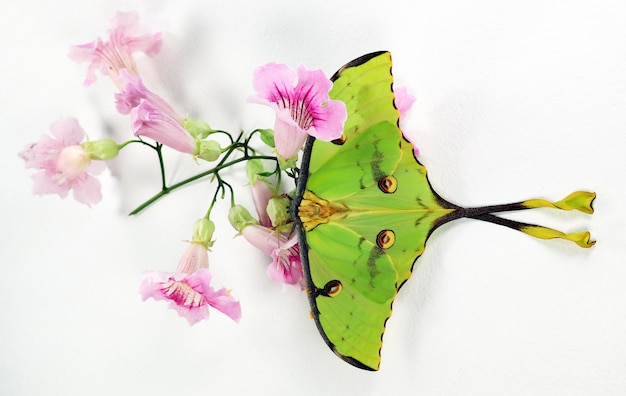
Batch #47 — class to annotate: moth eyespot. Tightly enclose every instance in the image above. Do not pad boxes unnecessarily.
[378,175,398,193]
[376,229,396,249]
[331,134,347,145]
[323,280,343,297]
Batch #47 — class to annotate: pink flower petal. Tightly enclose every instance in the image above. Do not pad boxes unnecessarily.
[50,117,85,144]
[250,62,347,158]
[251,180,273,228]
[69,11,162,87]
[241,225,276,256]
[267,235,302,286]
[394,85,416,122]
[251,63,297,104]
[273,112,308,158]
[187,271,241,322]
[176,243,209,274]
[140,269,241,325]
[111,11,162,56]
[394,86,419,156]
[140,271,211,325]
[31,171,69,198]
[70,174,103,206]
[115,70,181,121]
[242,225,303,286]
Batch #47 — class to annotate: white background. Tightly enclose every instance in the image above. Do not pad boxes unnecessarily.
[2,0,625,395]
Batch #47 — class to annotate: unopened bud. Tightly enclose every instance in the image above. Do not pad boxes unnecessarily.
[197,140,222,162]
[228,205,257,233]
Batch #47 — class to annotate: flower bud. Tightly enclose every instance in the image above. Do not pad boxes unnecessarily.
[228,205,257,233]
[246,158,264,184]
[267,197,290,228]
[82,138,120,160]
[197,140,222,162]
[184,119,214,139]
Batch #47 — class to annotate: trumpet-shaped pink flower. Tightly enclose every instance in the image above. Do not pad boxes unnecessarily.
[19,118,105,206]
[268,234,302,285]
[140,242,241,325]
[242,225,303,286]
[116,71,197,154]
[250,63,347,158]
[69,11,162,87]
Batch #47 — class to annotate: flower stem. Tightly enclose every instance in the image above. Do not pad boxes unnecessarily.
[118,139,155,150]
[155,143,167,190]
[128,154,278,215]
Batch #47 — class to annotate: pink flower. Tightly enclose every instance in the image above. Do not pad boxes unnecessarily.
[140,243,241,325]
[394,85,419,156]
[395,86,416,122]
[250,63,347,158]
[268,234,302,285]
[19,118,106,206]
[242,225,303,286]
[69,11,162,88]
[116,71,197,154]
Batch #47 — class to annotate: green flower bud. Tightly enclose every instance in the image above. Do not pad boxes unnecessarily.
[81,138,120,160]
[228,204,257,233]
[184,119,214,139]
[192,218,215,248]
[246,158,264,184]
[197,140,222,162]
[267,196,290,228]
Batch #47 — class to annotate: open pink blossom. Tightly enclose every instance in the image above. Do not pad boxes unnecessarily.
[19,118,105,206]
[116,70,197,154]
[140,242,241,325]
[250,63,347,158]
[69,11,162,88]
[268,234,302,285]
[242,225,303,286]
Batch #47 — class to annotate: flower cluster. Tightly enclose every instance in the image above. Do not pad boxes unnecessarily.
[19,11,415,325]
[229,160,304,287]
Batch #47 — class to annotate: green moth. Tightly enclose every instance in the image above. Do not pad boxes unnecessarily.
[292,51,595,371]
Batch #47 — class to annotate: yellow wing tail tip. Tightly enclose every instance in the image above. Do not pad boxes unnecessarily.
[520,226,596,248]
[522,191,596,214]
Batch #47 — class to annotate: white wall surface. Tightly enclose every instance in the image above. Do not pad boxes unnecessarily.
[1,1,625,395]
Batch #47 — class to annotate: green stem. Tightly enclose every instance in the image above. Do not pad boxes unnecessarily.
[117,139,156,151]
[128,154,278,215]
[155,143,167,190]
[208,129,235,145]
[206,174,225,216]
